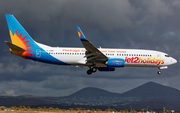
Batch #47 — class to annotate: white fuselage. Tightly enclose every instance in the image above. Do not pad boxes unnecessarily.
[39,42,176,68]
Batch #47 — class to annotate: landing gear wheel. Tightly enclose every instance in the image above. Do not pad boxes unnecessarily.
[92,67,97,73]
[87,69,93,75]
[157,71,162,75]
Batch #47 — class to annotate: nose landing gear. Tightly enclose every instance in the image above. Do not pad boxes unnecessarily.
[157,71,162,75]
[157,68,162,75]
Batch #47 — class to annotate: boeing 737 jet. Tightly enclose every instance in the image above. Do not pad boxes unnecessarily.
[5,15,177,75]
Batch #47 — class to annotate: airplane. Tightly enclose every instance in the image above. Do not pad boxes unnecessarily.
[5,14,177,75]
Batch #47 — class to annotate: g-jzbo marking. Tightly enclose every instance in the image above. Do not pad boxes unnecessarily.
[36,49,41,58]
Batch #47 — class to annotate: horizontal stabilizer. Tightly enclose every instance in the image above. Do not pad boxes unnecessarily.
[5,41,25,51]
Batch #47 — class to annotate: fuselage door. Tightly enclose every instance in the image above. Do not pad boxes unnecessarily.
[157,53,161,60]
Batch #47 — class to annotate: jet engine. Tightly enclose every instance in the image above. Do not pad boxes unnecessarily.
[106,58,125,67]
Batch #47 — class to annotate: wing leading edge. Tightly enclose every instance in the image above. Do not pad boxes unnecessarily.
[76,26,108,67]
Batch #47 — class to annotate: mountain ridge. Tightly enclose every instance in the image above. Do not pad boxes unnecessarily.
[121,81,180,98]
[1,81,180,111]
[68,87,121,97]
[18,81,180,98]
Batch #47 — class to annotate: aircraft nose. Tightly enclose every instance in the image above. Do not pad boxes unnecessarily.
[171,58,177,64]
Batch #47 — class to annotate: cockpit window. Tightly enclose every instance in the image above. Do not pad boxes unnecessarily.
[165,55,169,57]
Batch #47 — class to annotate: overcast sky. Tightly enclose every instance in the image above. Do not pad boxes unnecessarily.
[0,0,180,96]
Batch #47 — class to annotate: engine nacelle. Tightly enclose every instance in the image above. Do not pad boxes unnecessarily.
[106,58,125,67]
[98,67,115,71]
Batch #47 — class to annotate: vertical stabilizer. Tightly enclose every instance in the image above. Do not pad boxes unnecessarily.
[5,15,37,48]
[5,15,39,57]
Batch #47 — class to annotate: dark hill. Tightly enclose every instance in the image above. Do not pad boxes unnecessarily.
[18,94,41,98]
[68,87,120,98]
[121,81,180,98]
[2,81,180,111]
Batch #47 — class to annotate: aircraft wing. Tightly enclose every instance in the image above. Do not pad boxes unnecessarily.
[76,26,108,66]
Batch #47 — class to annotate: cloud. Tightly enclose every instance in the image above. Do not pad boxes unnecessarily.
[42,75,78,90]
[0,0,180,96]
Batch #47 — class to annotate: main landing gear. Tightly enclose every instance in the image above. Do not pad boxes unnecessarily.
[87,67,97,75]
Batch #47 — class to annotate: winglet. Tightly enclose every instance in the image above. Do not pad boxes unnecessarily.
[76,26,88,41]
